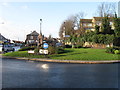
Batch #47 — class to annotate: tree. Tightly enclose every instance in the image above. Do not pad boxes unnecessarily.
[59,17,75,39]
[113,13,120,37]
[96,2,116,17]
[59,12,86,39]
[95,25,100,34]
[74,11,86,30]
[101,15,111,34]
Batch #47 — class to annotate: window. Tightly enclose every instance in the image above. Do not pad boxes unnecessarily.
[88,23,92,26]
[30,36,33,39]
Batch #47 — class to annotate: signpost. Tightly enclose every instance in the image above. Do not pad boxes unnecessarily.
[43,43,49,49]
[39,43,49,55]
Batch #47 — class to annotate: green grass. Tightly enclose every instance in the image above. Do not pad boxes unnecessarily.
[3,48,120,61]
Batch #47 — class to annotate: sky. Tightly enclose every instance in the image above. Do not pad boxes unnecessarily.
[0,0,119,41]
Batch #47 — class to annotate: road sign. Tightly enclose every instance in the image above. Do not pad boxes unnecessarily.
[43,43,49,49]
[39,49,48,54]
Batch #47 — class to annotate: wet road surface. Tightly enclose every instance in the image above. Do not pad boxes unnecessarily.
[1,58,120,88]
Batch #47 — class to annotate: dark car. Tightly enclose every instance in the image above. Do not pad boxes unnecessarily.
[2,44,15,53]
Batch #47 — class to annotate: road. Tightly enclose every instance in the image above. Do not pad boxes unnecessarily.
[1,57,120,88]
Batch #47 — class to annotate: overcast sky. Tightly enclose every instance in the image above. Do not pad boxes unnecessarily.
[0,0,119,41]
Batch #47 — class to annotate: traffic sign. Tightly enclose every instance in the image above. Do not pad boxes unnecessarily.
[43,43,49,49]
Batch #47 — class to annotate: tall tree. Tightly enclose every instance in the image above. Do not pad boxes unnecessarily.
[114,13,120,37]
[96,2,116,17]
[95,25,100,34]
[59,12,86,39]
[59,16,75,39]
[74,11,86,30]
[101,15,111,34]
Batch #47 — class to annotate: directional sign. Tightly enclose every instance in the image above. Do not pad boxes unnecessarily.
[43,43,49,49]
[39,49,48,54]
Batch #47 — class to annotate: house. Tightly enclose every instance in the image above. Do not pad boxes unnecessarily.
[0,33,9,43]
[25,31,39,46]
[80,17,114,32]
[80,19,94,32]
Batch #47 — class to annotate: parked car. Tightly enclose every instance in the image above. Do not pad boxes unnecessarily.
[2,44,15,52]
[0,44,2,53]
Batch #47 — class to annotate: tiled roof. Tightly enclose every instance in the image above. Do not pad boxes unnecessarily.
[80,19,92,23]
[27,31,39,36]
[0,33,7,41]
[93,17,114,21]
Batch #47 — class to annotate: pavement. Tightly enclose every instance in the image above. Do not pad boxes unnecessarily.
[1,55,120,64]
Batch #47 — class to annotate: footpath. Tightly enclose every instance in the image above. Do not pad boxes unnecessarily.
[1,55,120,64]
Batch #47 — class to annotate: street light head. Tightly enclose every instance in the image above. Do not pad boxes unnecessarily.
[40,19,42,21]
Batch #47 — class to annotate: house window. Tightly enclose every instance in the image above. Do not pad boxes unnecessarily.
[88,23,92,26]
[30,36,33,39]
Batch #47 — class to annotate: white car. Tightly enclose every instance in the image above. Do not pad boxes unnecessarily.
[0,44,2,52]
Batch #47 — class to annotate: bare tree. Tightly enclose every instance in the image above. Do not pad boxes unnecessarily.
[74,11,86,30]
[59,12,86,38]
[97,2,116,17]
[59,18,74,38]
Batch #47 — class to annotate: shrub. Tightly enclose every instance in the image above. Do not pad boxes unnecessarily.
[114,50,120,54]
[57,47,64,54]
[34,48,39,55]
[48,46,58,55]
[34,46,44,55]
[19,46,36,51]
[106,47,115,53]
[64,45,72,48]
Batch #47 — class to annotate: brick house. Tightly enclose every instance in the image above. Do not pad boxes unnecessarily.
[25,31,39,46]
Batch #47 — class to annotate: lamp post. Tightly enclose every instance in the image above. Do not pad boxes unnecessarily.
[63,22,66,45]
[37,19,42,48]
[40,19,42,34]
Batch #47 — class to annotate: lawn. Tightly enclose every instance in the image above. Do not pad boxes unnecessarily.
[3,48,120,61]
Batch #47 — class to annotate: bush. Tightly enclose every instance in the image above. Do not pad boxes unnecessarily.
[57,47,64,54]
[106,47,115,53]
[64,45,72,48]
[19,46,36,51]
[106,47,120,54]
[113,37,120,47]
[48,46,58,55]
[34,48,39,55]
[114,50,120,54]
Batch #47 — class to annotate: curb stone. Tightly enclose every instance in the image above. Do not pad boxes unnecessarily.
[1,56,120,64]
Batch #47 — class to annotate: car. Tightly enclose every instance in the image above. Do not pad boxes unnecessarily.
[2,44,15,53]
[0,44,2,53]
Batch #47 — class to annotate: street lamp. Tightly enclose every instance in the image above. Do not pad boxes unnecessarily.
[62,22,66,37]
[37,19,42,48]
[40,19,42,34]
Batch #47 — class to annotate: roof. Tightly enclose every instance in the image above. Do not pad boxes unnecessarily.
[80,19,92,23]
[93,17,114,21]
[0,33,8,41]
[27,31,39,36]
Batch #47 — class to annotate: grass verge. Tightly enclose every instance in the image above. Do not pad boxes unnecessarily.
[3,48,120,61]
